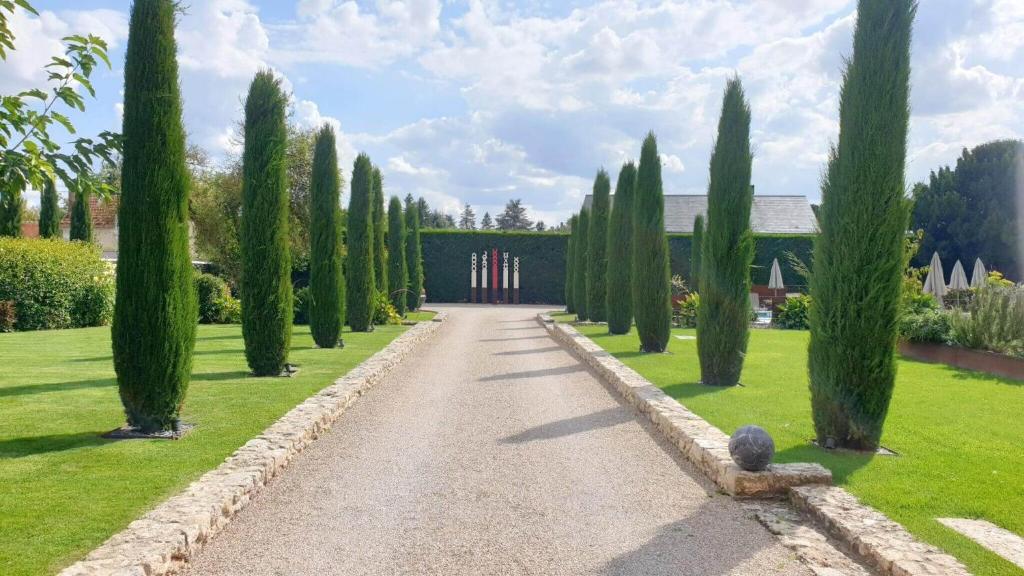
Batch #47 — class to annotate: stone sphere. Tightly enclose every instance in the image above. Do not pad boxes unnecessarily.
[729,425,775,472]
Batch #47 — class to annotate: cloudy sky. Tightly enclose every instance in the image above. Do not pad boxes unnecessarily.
[4,0,1022,226]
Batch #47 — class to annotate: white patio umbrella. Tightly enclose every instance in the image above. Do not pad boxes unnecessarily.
[922,252,947,300]
[768,258,785,289]
[948,260,970,290]
[970,258,987,288]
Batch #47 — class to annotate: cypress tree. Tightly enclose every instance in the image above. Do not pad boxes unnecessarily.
[240,70,292,376]
[309,125,344,349]
[387,196,408,315]
[607,162,636,334]
[371,167,387,295]
[347,154,375,331]
[70,191,92,242]
[587,170,611,322]
[112,0,197,432]
[690,214,704,288]
[565,214,577,314]
[38,178,61,239]
[573,208,590,321]
[809,0,916,450]
[0,186,21,237]
[405,200,424,311]
[632,132,671,352]
[697,78,754,387]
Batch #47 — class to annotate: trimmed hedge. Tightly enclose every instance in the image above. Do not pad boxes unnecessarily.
[668,234,813,291]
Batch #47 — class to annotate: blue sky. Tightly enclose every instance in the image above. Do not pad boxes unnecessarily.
[4,0,1022,226]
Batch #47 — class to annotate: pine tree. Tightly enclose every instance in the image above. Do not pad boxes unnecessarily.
[240,70,292,376]
[607,162,637,334]
[587,170,611,322]
[112,0,198,432]
[405,200,424,311]
[347,154,375,331]
[632,132,671,352]
[697,78,754,387]
[388,196,408,315]
[574,208,590,321]
[809,0,916,450]
[371,167,387,295]
[309,125,344,349]
[69,191,92,242]
[481,212,494,230]
[38,177,61,239]
[690,214,704,288]
[459,203,477,230]
[565,214,577,314]
[496,199,533,230]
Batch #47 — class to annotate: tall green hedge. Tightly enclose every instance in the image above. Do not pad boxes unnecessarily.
[309,125,344,349]
[607,162,636,334]
[574,208,590,320]
[39,178,60,239]
[371,167,387,295]
[387,196,408,315]
[0,185,21,237]
[690,214,704,289]
[565,214,577,313]
[632,132,671,352]
[70,191,92,242]
[112,0,198,432]
[347,154,375,330]
[405,200,423,311]
[587,170,611,322]
[809,0,915,450]
[668,234,813,291]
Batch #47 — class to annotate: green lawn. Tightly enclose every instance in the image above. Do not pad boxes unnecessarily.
[0,323,408,576]
[566,321,1023,576]
[404,310,437,323]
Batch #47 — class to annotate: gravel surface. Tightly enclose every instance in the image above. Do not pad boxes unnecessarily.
[184,305,810,576]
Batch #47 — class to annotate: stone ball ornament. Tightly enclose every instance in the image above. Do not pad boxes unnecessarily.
[729,425,775,472]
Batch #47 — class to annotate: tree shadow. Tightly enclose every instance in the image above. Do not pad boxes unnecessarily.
[660,382,733,401]
[0,378,115,398]
[492,346,562,356]
[0,432,112,459]
[190,370,250,382]
[500,408,632,444]
[195,334,242,341]
[479,365,584,382]
[479,335,550,342]
[497,327,538,331]
[773,444,874,485]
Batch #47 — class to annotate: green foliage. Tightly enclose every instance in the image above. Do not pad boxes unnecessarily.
[347,154,375,330]
[565,214,577,314]
[808,0,916,450]
[195,273,229,323]
[667,234,814,289]
[496,198,534,230]
[69,192,92,242]
[950,286,1024,358]
[574,208,590,320]
[38,178,60,238]
[632,132,671,352]
[676,292,700,329]
[112,0,197,432]
[405,198,424,311]
[0,299,14,331]
[309,126,344,348]
[775,295,812,330]
[607,162,636,334]
[0,183,20,236]
[240,70,292,376]
[698,78,754,386]
[292,286,311,325]
[587,170,611,322]
[899,309,951,344]
[371,167,387,294]
[372,289,402,325]
[387,196,408,316]
[690,214,704,287]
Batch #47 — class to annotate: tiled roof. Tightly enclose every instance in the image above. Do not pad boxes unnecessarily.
[61,195,118,228]
[582,194,819,235]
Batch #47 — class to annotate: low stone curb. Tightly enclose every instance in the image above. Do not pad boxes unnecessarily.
[539,313,831,498]
[60,313,448,576]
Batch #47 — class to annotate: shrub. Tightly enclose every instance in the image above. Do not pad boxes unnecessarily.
[587,170,611,322]
[0,300,16,332]
[808,0,915,450]
[73,279,115,327]
[950,286,1024,357]
[943,288,973,310]
[632,132,671,352]
[240,70,293,376]
[347,154,375,330]
[70,191,92,242]
[293,286,311,325]
[899,309,952,344]
[39,178,61,239]
[676,293,700,329]
[690,214,704,287]
[309,125,344,348]
[775,295,811,330]
[112,0,199,433]
[387,196,408,316]
[405,198,424,311]
[574,208,590,321]
[565,214,577,313]
[372,290,401,325]
[196,273,230,323]
[607,162,636,334]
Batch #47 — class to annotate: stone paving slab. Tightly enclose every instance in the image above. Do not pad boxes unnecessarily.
[938,518,1024,570]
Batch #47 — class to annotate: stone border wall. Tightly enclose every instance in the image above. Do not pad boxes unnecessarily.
[60,314,448,576]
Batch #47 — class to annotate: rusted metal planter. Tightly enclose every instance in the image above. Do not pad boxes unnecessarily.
[898,341,1024,381]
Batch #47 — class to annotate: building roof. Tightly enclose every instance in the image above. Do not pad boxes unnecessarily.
[61,195,118,228]
[581,194,819,235]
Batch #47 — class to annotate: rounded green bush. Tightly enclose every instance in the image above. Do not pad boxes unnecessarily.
[195,273,231,324]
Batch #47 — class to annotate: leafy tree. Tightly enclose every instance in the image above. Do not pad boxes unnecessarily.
[371,167,387,294]
[535,221,546,232]
[405,198,424,311]
[690,214,704,287]
[496,198,534,230]
[587,170,611,322]
[38,177,61,238]
[480,212,494,230]
[387,196,409,315]
[809,0,916,450]
[697,78,754,387]
[459,203,477,230]
[69,191,92,242]
[112,0,197,432]
[347,154,375,331]
[607,162,637,334]
[911,140,1022,280]
[309,125,344,349]
[565,213,578,314]
[632,132,671,352]
[574,208,590,321]
[284,125,317,271]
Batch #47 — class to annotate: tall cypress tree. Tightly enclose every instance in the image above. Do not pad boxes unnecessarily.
[38,178,61,239]
[632,132,671,352]
[112,0,197,432]
[405,200,424,311]
[565,214,577,314]
[347,154,375,331]
[371,167,388,295]
[587,170,611,322]
[0,186,21,237]
[573,208,590,321]
[387,196,408,315]
[607,162,637,334]
[697,78,754,387]
[240,70,292,376]
[309,125,344,349]
[809,0,916,450]
[690,214,704,288]
[69,191,92,242]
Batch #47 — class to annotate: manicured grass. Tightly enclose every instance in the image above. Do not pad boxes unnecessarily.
[571,323,1024,576]
[0,323,408,576]
[404,310,437,323]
